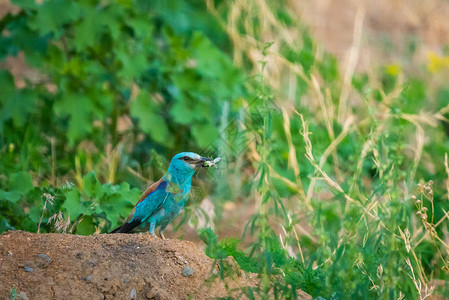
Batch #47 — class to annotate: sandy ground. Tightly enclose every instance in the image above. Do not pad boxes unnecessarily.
[0,231,280,300]
[291,0,449,71]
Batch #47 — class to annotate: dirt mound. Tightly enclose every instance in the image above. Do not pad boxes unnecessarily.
[0,231,264,300]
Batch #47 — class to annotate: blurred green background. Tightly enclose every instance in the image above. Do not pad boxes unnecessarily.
[2,0,449,298]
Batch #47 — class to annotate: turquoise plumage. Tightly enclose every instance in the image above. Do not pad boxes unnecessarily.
[111,152,212,238]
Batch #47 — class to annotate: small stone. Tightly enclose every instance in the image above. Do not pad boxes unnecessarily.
[85,275,92,281]
[182,266,194,277]
[18,292,29,300]
[23,266,33,272]
[146,290,160,299]
[130,288,137,299]
[88,260,96,267]
[37,254,51,260]
[124,278,130,283]
[36,254,52,268]
[105,239,115,246]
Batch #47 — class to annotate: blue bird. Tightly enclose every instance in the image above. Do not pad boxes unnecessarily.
[111,152,214,239]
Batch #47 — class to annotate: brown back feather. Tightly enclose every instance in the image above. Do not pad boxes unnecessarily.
[137,178,165,205]
[124,178,165,223]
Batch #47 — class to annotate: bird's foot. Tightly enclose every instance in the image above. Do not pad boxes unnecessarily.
[145,232,156,238]
[160,232,166,240]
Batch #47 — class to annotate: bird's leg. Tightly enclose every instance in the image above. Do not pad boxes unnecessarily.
[159,225,169,240]
[148,222,156,238]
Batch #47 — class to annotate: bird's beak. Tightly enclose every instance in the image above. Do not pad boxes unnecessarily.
[193,157,211,168]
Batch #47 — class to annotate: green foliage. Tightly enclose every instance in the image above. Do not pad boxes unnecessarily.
[0,70,37,131]
[130,90,172,146]
[60,172,140,234]
[1,0,244,163]
[201,227,259,273]
[0,170,139,234]
[1,171,33,203]
[0,0,244,231]
[10,286,17,300]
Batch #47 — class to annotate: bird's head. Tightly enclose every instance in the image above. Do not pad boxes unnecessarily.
[167,152,211,175]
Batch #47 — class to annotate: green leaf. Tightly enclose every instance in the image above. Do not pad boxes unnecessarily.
[116,49,148,80]
[10,171,34,195]
[29,206,43,224]
[75,215,95,235]
[318,53,338,83]
[82,172,104,199]
[0,70,18,101]
[119,182,140,197]
[53,92,108,145]
[130,91,173,146]
[100,193,128,229]
[11,0,36,9]
[61,190,86,218]
[127,18,153,39]
[1,89,37,128]
[10,286,17,300]
[298,31,314,74]
[29,0,81,37]
[73,3,120,51]
[0,71,37,131]
[3,171,34,203]
[0,191,10,201]
[170,96,196,124]
[73,7,104,50]
[98,182,139,230]
[188,32,243,97]
[192,123,218,148]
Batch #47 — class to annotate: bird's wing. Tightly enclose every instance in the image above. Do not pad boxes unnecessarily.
[136,178,166,207]
[110,178,168,233]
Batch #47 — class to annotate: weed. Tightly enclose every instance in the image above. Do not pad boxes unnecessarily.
[9,287,16,300]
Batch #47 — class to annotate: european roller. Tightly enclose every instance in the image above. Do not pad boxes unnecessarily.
[111,152,219,239]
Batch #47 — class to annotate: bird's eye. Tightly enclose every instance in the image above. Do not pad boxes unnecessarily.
[181,156,190,161]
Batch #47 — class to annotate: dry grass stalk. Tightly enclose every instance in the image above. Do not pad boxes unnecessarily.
[337,4,365,123]
[37,193,54,233]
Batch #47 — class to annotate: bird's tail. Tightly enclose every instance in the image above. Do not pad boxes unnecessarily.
[109,219,141,234]
[109,226,122,233]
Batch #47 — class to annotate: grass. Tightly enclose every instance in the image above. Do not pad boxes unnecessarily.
[200,0,449,298]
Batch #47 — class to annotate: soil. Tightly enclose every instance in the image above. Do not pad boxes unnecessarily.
[0,231,310,300]
[291,0,449,71]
